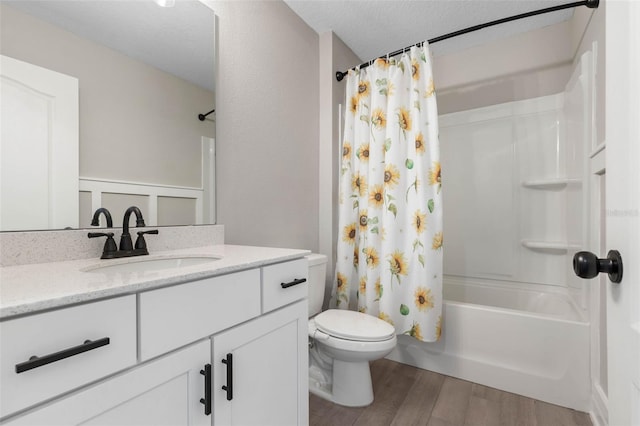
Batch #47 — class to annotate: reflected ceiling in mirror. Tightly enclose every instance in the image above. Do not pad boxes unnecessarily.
[0,0,216,232]
[5,0,215,92]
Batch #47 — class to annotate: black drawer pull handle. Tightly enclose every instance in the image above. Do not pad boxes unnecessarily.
[199,363,212,415]
[15,337,110,374]
[281,278,307,289]
[221,353,233,401]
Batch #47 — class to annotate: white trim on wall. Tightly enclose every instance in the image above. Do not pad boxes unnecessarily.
[202,136,216,225]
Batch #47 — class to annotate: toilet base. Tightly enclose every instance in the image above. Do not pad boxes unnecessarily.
[308,356,375,407]
[332,359,374,407]
[307,317,397,408]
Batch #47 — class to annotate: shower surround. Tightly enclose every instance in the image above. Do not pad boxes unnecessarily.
[388,55,592,411]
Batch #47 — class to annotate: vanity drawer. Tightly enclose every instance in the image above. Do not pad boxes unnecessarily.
[139,269,261,361]
[262,258,309,313]
[0,295,136,419]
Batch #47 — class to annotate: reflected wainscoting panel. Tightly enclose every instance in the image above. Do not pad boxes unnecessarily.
[79,178,204,228]
[157,197,197,227]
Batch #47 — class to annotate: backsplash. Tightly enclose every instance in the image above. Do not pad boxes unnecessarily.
[0,225,224,267]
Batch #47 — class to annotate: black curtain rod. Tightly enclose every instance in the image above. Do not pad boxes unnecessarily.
[198,108,215,121]
[335,0,599,82]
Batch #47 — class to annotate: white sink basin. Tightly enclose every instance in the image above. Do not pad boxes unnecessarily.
[83,256,220,274]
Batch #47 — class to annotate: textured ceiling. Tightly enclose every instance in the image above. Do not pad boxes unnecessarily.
[284,0,575,62]
[4,0,216,91]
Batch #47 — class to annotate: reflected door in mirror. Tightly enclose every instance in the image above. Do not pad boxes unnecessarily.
[1,55,79,231]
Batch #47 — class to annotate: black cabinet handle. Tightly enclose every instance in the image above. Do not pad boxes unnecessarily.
[15,337,110,374]
[221,353,233,401]
[199,363,212,415]
[281,278,307,289]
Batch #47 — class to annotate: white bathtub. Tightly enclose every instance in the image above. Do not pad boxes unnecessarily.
[386,276,590,411]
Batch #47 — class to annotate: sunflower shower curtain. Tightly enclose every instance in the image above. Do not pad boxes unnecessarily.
[331,44,443,342]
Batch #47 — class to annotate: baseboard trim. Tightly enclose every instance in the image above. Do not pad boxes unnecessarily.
[590,383,608,426]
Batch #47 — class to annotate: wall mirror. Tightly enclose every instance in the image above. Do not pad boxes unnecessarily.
[0,0,216,231]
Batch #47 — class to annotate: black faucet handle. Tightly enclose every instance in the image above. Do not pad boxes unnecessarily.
[135,229,159,251]
[88,232,114,239]
[88,232,118,258]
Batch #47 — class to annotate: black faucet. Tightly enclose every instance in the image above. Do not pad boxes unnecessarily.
[90,208,113,228]
[120,206,146,251]
[88,206,157,259]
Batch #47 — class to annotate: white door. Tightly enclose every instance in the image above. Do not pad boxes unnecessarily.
[605,1,640,425]
[0,55,78,231]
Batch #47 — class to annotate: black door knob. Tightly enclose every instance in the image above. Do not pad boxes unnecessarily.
[573,250,623,283]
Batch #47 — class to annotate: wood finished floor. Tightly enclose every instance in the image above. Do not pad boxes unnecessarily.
[309,359,592,426]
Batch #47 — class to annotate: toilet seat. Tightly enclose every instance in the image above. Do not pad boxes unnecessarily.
[309,321,397,354]
[314,309,395,342]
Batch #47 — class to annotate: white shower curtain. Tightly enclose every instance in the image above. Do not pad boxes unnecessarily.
[331,44,443,342]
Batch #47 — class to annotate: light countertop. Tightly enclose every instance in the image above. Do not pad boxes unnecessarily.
[0,245,310,319]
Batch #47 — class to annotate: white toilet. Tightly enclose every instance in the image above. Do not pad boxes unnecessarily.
[306,254,397,407]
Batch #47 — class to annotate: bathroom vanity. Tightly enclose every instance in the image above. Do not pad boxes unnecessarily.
[0,244,309,425]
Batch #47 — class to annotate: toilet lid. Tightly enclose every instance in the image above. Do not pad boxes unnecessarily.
[314,310,396,342]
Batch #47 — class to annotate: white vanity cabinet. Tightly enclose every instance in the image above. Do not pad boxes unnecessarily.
[3,339,211,426]
[212,300,308,426]
[138,268,262,361]
[0,296,137,419]
[140,258,309,426]
[0,256,309,426]
[210,259,309,426]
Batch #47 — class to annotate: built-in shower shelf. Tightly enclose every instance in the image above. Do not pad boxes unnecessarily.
[521,240,581,253]
[521,178,581,189]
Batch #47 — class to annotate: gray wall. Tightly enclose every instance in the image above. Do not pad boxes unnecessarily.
[318,31,361,304]
[0,3,215,188]
[433,19,574,114]
[214,1,319,250]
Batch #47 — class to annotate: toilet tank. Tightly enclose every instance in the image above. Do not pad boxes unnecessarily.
[306,253,328,317]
